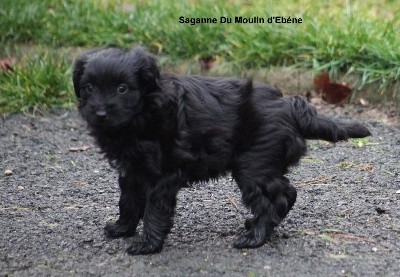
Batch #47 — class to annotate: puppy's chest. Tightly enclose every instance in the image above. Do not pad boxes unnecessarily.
[105,138,163,178]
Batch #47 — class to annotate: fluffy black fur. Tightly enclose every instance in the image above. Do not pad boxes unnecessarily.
[72,47,371,255]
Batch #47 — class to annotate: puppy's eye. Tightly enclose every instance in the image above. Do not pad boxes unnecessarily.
[117,84,128,94]
[85,84,94,94]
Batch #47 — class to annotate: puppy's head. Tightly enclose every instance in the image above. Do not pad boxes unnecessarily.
[72,47,160,129]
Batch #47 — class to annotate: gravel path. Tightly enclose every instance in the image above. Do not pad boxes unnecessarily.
[1,109,399,276]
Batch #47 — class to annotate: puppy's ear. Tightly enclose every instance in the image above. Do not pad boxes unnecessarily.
[72,49,100,99]
[129,47,161,91]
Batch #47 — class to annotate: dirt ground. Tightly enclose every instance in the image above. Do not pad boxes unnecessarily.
[1,106,399,276]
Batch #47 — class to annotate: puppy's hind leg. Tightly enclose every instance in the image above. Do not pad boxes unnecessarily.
[105,175,145,238]
[232,171,296,249]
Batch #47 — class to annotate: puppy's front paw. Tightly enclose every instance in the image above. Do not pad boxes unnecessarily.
[126,242,162,255]
[104,221,135,238]
[233,231,267,249]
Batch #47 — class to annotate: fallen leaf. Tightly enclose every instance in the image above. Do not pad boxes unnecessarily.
[337,161,355,168]
[301,156,323,163]
[69,146,91,152]
[313,72,330,94]
[337,161,375,172]
[357,163,375,172]
[64,204,88,210]
[322,83,351,104]
[38,220,58,229]
[21,124,31,131]
[0,206,34,212]
[295,176,333,187]
[318,234,338,244]
[199,56,216,71]
[152,42,163,53]
[319,231,374,243]
[73,181,89,187]
[226,194,239,210]
[332,233,375,243]
[301,229,316,236]
[350,137,373,148]
[328,253,348,259]
[313,73,352,104]
[321,229,342,233]
[0,57,15,72]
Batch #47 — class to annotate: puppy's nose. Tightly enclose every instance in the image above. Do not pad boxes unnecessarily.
[95,110,107,119]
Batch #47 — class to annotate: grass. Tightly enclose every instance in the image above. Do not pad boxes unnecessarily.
[0,47,73,113]
[0,0,399,113]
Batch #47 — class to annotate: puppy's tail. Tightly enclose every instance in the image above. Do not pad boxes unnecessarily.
[290,96,371,142]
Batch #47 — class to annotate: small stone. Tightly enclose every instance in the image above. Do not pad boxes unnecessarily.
[69,145,90,152]
[372,247,378,252]
[18,186,24,190]
[4,169,13,176]
[396,190,400,194]
[359,98,369,106]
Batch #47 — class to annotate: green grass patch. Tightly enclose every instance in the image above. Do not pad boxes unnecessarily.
[0,0,399,113]
[0,48,74,113]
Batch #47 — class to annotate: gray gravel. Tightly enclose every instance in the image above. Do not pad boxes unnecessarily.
[1,109,399,276]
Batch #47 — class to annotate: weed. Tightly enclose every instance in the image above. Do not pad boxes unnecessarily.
[0,48,74,113]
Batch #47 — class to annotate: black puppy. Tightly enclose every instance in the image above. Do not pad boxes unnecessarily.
[72,47,370,255]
